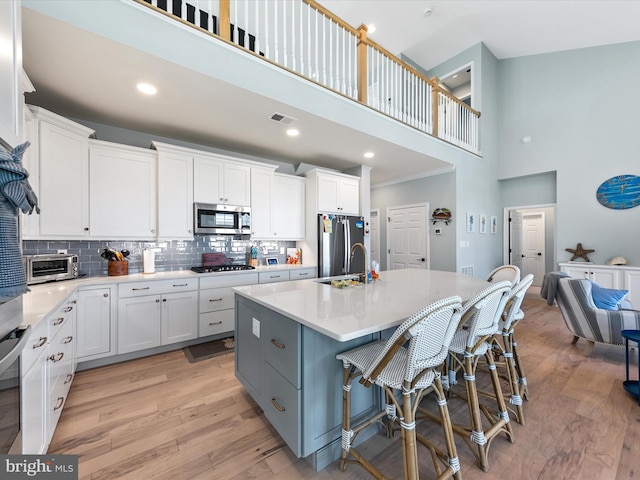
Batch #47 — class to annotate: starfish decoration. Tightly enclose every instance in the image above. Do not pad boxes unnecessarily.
[565,243,595,262]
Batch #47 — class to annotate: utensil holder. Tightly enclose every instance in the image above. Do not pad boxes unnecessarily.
[108,260,128,276]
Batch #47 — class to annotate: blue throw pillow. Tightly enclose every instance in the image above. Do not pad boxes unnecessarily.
[590,282,628,310]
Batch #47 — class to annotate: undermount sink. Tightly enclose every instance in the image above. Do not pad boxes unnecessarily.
[316,276,362,285]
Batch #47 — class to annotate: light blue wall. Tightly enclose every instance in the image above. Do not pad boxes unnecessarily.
[498,41,640,266]
[371,171,456,271]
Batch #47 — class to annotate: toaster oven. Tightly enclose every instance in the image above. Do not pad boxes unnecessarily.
[23,254,79,285]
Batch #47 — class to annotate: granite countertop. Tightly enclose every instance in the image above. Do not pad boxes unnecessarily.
[20,264,316,328]
[233,269,491,342]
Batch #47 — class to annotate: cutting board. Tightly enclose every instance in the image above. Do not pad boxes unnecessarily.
[202,253,229,266]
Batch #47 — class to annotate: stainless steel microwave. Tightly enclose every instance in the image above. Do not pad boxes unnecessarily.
[23,254,79,285]
[193,203,251,235]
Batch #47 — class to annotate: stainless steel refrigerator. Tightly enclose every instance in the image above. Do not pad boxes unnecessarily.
[318,214,365,277]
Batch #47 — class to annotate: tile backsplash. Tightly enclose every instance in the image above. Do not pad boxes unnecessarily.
[22,237,297,278]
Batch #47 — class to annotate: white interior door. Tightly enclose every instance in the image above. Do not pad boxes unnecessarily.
[521,212,545,286]
[510,211,523,272]
[386,204,429,270]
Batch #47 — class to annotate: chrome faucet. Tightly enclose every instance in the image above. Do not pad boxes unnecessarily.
[349,242,369,283]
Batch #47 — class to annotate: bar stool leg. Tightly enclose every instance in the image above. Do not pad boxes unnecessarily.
[400,386,418,480]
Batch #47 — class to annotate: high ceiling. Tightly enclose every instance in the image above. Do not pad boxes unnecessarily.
[20,1,640,186]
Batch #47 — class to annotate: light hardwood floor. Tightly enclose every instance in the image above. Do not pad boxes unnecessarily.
[49,295,640,479]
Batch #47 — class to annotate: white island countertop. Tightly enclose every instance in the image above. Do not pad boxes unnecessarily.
[233,269,491,342]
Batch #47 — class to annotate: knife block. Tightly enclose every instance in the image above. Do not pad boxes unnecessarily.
[108,260,128,276]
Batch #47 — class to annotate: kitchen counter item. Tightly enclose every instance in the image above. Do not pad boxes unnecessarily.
[191,265,255,273]
[108,260,128,276]
[202,252,229,267]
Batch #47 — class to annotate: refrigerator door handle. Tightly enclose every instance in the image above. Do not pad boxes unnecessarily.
[344,218,351,273]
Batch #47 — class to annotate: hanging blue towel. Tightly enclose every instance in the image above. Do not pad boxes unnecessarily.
[0,142,38,302]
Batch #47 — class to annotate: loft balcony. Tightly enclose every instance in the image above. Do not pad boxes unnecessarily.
[138,0,481,155]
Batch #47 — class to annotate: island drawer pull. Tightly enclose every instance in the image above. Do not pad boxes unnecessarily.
[64,374,73,384]
[271,339,285,349]
[53,397,64,411]
[63,336,73,344]
[209,298,223,302]
[132,287,150,291]
[63,306,73,313]
[52,317,64,326]
[49,352,64,363]
[270,275,281,279]
[298,272,309,276]
[208,321,223,326]
[33,337,47,349]
[271,397,286,412]
[172,283,188,287]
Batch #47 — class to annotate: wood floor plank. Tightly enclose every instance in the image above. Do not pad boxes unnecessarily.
[48,298,639,480]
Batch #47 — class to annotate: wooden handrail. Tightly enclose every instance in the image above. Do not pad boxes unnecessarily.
[303,0,360,36]
[435,84,481,118]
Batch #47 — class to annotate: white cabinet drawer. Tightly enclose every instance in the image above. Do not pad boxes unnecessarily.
[199,272,259,289]
[289,268,316,280]
[48,296,76,340]
[259,271,290,284]
[119,278,198,298]
[199,310,234,337]
[47,319,74,395]
[21,321,49,373]
[199,287,234,313]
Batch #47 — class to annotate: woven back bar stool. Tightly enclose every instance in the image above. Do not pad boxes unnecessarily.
[336,296,463,480]
[486,265,520,288]
[419,281,513,472]
[492,274,534,424]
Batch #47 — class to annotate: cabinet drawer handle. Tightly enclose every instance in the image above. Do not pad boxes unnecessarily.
[271,397,286,412]
[64,374,73,384]
[208,321,223,326]
[132,287,150,291]
[63,306,73,313]
[270,275,281,279]
[298,272,309,276]
[53,397,64,411]
[209,298,223,302]
[172,283,188,287]
[33,337,47,349]
[49,352,64,363]
[270,339,285,349]
[53,317,64,326]
[63,336,73,344]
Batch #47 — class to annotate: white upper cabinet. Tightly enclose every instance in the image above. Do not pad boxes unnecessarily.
[309,169,360,215]
[251,168,305,240]
[0,0,23,149]
[272,174,305,239]
[193,154,251,206]
[23,106,95,239]
[153,142,194,240]
[88,140,157,240]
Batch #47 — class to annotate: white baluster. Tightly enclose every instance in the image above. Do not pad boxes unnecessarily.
[290,1,296,72]
[307,5,312,78]
[322,15,327,86]
[314,8,318,80]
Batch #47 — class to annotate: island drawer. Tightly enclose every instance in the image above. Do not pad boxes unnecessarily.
[48,295,76,341]
[199,310,234,337]
[119,278,198,298]
[199,287,234,313]
[262,312,300,388]
[263,363,301,457]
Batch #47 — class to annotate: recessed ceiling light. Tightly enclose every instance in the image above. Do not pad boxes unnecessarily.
[286,128,300,137]
[367,24,376,33]
[137,82,157,95]
[363,151,375,158]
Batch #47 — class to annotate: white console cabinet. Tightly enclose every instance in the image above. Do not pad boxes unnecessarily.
[559,263,640,305]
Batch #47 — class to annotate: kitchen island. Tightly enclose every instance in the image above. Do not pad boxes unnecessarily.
[233,269,490,470]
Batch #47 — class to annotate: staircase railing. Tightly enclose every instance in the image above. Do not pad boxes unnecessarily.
[136,0,481,154]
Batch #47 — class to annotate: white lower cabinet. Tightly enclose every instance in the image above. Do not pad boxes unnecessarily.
[559,263,640,305]
[76,286,115,360]
[117,279,198,354]
[22,294,77,454]
[199,272,259,338]
[21,321,49,454]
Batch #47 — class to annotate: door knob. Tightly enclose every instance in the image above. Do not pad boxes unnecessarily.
[537,252,542,256]
[420,258,426,262]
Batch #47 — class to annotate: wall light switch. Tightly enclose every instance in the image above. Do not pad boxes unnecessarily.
[459,241,466,248]
[252,318,260,338]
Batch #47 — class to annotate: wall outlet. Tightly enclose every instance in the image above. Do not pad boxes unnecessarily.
[252,317,260,338]
[280,247,285,254]
[57,249,67,254]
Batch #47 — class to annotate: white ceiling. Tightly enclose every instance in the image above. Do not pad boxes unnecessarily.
[20,1,640,186]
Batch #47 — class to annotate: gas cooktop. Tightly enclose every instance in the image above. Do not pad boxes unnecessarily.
[191,265,256,273]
